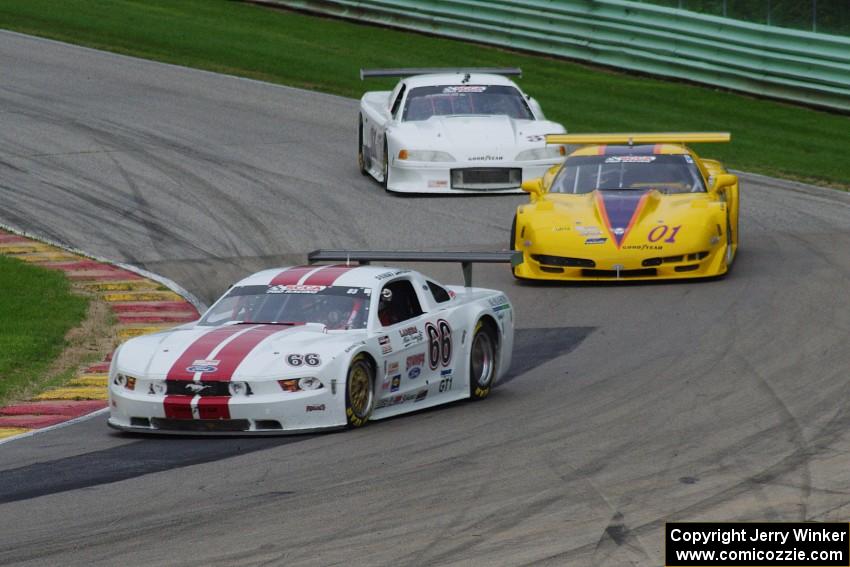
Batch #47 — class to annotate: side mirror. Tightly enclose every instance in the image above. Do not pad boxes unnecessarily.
[712,173,737,191]
[521,178,544,197]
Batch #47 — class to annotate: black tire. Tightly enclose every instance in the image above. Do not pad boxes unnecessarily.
[725,217,736,273]
[357,115,368,176]
[469,321,497,400]
[509,215,520,279]
[345,354,374,427]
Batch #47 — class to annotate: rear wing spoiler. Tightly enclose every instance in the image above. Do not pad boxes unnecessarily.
[360,67,522,80]
[308,250,521,287]
[545,132,731,146]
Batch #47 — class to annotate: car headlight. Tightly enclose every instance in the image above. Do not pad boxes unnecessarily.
[278,377,324,392]
[148,381,167,396]
[515,146,565,161]
[113,373,137,391]
[228,382,252,396]
[398,149,455,162]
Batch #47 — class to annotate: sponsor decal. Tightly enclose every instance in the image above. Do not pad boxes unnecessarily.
[406,353,425,370]
[267,284,327,294]
[488,295,511,312]
[443,85,487,93]
[604,156,656,163]
[388,361,400,374]
[186,359,220,373]
[623,244,663,250]
[577,226,603,237]
[286,353,321,367]
[379,335,392,355]
[381,374,391,391]
[441,368,453,376]
[469,155,503,161]
[428,180,448,188]
[585,237,607,245]
[439,376,453,392]
[376,389,426,409]
[375,270,410,281]
[305,404,326,412]
[552,226,571,232]
[408,367,421,379]
[390,375,401,393]
[399,326,424,345]
[526,134,545,142]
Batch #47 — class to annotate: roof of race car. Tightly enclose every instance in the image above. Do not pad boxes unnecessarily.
[568,143,691,158]
[401,73,520,89]
[234,265,413,289]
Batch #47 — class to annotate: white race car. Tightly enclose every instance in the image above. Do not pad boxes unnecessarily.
[108,252,515,435]
[358,67,567,194]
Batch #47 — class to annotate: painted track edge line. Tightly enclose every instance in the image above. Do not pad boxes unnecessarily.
[0,221,208,312]
[0,408,109,447]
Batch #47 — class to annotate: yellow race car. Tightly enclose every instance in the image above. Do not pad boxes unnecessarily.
[511,133,739,281]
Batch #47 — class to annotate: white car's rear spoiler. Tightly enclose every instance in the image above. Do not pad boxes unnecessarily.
[308,250,521,287]
[360,67,522,80]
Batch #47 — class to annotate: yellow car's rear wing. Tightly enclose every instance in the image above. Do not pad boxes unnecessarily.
[545,132,731,145]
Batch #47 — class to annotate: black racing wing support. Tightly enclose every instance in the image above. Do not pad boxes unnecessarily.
[360,67,522,80]
[308,250,521,288]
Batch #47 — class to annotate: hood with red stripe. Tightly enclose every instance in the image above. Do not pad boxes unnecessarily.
[115,323,363,381]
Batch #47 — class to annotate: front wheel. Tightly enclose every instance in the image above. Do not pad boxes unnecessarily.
[469,322,497,400]
[725,217,736,272]
[509,215,519,278]
[381,140,390,191]
[357,115,368,176]
[345,354,374,427]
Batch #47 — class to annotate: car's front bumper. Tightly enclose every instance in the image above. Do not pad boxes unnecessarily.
[388,158,561,194]
[513,243,730,281]
[108,385,345,435]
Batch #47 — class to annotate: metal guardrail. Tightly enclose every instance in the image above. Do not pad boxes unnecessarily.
[263,0,850,112]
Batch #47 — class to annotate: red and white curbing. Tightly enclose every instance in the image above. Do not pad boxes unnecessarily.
[0,229,202,442]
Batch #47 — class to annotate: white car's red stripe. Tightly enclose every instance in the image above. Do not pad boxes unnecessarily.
[302,265,356,286]
[269,266,316,286]
[163,324,294,420]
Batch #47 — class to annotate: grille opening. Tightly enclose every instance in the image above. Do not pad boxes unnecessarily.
[582,268,657,278]
[539,266,564,273]
[130,417,151,428]
[451,168,521,190]
[150,418,251,432]
[642,252,708,267]
[255,420,283,430]
[532,254,596,268]
[675,264,700,272]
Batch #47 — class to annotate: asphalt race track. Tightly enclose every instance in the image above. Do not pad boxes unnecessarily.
[1,31,850,566]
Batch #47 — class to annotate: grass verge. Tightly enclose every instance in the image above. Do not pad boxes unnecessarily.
[0,255,90,406]
[0,0,848,188]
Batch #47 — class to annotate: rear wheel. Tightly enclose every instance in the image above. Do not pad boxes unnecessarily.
[510,215,520,279]
[725,217,736,272]
[357,115,368,176]
[469,321,497,400]
[345,354,374,427]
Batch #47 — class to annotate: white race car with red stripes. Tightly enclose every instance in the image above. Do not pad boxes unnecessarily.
[108,261,514,434]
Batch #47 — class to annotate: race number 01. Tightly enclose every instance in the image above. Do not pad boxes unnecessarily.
[648,224,682,243]
[426,320,452,370]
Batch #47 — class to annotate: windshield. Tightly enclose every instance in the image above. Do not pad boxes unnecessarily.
[402,85,534,121]
[200,285,372,330]
[550,154,706,195]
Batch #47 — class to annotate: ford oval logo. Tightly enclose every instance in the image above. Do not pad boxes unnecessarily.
[187,365,218,373]
[408,367,421,379]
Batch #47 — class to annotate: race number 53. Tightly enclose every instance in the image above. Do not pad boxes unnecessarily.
[425,320,452,370]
